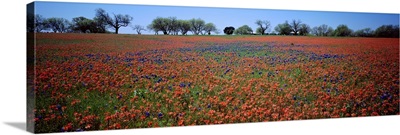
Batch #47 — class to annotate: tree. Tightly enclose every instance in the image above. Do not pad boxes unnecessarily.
[290,19,302,35]
[274,21,291,35]
[298,24,311,36]
[223,26,235,35]
[147,24,160,35]
[255,27,262,35]
[149,17,172,35]
[71,17,107,33]
[34,14,48,33]
[203,23,217,35]
[92,17,108,33]
[333,24,352,37]
[71,16,93,33]
[45,17,70,33]
[312,24,333,36]
[177,20,191,35]
[95,8,133,34]
[27,13,35,32]
[189,18,205,35]
[234,25,253,35]
[132,25,145,35]
[27,14,48,33]
[374,25,399,38]
[255,20,270,35]
[354,28,374,37]
[167,17,179,35]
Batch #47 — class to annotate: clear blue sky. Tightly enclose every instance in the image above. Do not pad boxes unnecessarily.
[33,1,399,34]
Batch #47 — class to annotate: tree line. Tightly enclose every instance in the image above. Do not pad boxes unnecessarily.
[231,19,399,38]
[27,8,399,38]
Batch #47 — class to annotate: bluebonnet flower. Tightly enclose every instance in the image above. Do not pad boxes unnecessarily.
[118,94,122,100]
[158,112,163,118]
[224,68,231,75]
[82,82,87,87]
[179,82,186,88]
[380,92,390,100]
[57,104,62,111]
[156,77,163,83]
[145,112,150,117]
[85,54,94,58]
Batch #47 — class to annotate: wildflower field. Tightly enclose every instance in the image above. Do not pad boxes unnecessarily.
[29,33,399,133]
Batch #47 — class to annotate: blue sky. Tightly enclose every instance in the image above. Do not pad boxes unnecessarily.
[33,1,399,34]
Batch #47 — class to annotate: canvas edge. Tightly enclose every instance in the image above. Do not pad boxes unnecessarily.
[27,1,36,133]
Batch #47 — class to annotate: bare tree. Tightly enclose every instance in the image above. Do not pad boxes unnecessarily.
[290,19,302,35]
[132,25,145,35]
[95,8,133,34]
[312,24,334,36]
[34,14,47,32]
[255,20,270,35]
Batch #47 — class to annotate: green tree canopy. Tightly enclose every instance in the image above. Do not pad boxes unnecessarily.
[177,20,191,35]
[45,17,70,33]
[189,18,206,35]
[374,25,399,38]
[234,25,253,35]
[298,24,311,36]
[274,21,291,35]
[223,26,235,35]
[203,23,217,35]
[333,24,353,37]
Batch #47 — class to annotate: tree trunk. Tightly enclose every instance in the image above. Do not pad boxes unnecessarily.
[115,27,119,34]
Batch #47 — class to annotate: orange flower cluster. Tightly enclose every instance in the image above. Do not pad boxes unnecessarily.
[32,33,399,133]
